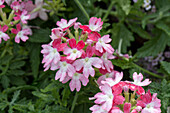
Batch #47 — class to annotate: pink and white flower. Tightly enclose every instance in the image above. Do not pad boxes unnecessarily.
[97,69,120,86]
[101,72,123,87]
[132,72,151,86]
[100,52,115,72]
[55,58,76,82]
[0,25,10,43]
[90,84,114,111]
[73,46,102,78]
[57,18,77,30]
[64,38,85,60]
[89,17,103,32]
[90,105,108,113]
[95,35,114,54]
[10,1,21,11]
[50,28,64,40]
[11,24,30,43]
[137,90,161,113]
[0,0,5,8]
[14,10,30,24]
[41,39,67,69]
[80,17,103,33]
[62,72,89,92]
[29,0,48,21]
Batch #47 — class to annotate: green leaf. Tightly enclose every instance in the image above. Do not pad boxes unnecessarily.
[128,23,151,39]
[28,43,40,79]
[11,90,21,104]
[28,28,51,43]
[160,61,170,75]
[156,21,170,36]
[8,70,25,76]
[111,59,133,70]
[9,61,25,69]
[136,33,169,57]
[1,75,10,89]
[111,23,134,53]
[117,0,131,15]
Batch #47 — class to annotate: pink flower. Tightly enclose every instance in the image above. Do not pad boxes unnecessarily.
[62,72,89,92]
[11,24,30,43]
[90,105,108,113]
[97,69,119,86]
[56,18,78,30]
[95,35,114,54]
[132,72,151,86]
[100,52,115,72]
[0,0,5,8]
[64,38,85,60]
[14,10,30,24]
[41,39,67,69]
[10,1,21,11]
[90,84,114,111]
[137,90,161,113]
[55,58,76,82]
[73,46,102,78]
[101,72,123,87]
[24,0,36,13]
[89,17,103,32]
[29,0,48,21]
[110,103,131,113]
[50,28,64,40]
[80,17,103,33]
[124,103,131,113]
[0,25,10,43]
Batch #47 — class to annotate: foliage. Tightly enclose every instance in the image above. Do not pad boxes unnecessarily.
[0,0,170,112]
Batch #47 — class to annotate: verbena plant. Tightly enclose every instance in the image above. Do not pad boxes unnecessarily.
[0,0,169,113]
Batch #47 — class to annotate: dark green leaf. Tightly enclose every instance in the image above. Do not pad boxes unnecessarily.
[28,28,51,43]
[136,33,169,57]
[160,61,170,75]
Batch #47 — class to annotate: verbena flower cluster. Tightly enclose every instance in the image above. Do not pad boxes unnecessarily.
[41,17,161,113]
[0,0,47,44]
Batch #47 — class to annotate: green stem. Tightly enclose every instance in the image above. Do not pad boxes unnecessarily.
[118,38,123,54]
[74,0,89,21]
[132,63,164,79]
[102,1,115,22]
[71,92,78,113]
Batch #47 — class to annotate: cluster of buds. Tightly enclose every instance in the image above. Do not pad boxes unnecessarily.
[41,17,117,91]
[90,72,161,113]
[0,0,48,44]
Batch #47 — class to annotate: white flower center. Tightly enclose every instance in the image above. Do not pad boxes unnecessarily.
[105,73,110,78]
[146,104,150,108]
[62,62,67,67]
[85,57,89,62]
[53,48,57,53]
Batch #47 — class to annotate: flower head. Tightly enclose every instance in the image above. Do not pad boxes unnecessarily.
[11,24,30,43]
[0,25,10,43]
[57,18,78,30]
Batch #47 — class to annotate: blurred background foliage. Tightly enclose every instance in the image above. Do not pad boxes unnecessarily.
[0,0,170,112]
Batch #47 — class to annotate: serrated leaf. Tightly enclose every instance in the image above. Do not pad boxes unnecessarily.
[0,103,8,110]
[28,43,40,79]
[1,75,10,89]
[160,61,170,75]
[9,61,25,69]
[136,33,169,57]
[111,24,134,53]
[128,23,151,39]
[156,21,170,36]
[28,28,50,43]
[117,0,131,15]
[8,70,25,76]
[11,90,21,104]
